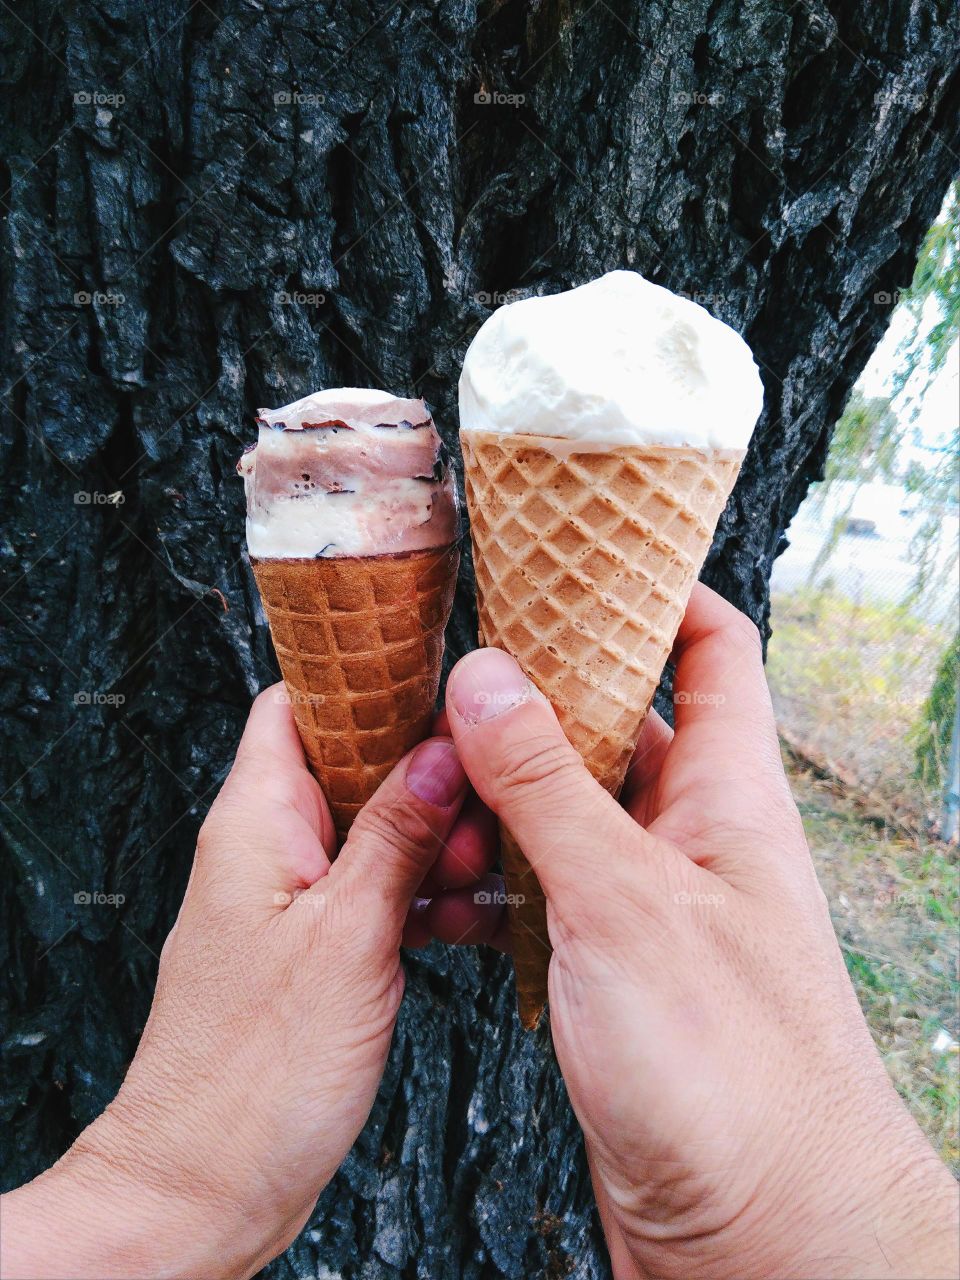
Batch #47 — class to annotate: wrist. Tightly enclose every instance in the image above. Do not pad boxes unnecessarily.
[1,1102,290,1280]
[745,1112,960,1280]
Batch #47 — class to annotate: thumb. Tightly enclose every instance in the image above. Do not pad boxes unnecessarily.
[327,737,468,938]
[444,648,636,905]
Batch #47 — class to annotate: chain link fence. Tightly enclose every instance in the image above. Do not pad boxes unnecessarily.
[768,476,959,833]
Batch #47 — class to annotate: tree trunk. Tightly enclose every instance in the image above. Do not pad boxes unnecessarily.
[2,2,957,1275]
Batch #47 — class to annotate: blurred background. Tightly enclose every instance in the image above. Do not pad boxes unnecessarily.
[766,180,959,1171]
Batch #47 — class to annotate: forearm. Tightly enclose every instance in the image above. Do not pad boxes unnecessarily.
[605,1103,959,1280]
[0,1114,276,1280]
[755,1139,960,1280]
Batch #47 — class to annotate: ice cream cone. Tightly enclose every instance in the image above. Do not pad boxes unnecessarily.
[461,429,744,1028]
[239,388,460,842]
[252,544,459,841]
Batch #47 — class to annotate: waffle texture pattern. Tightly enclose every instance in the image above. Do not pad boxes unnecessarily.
[461,429,743,1026]
[252,544,459,840]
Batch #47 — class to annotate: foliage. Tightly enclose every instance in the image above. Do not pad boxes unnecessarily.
[821,390,901,485]
[894,178,960,404]
[808,183,959,603]
[914,632,960,791]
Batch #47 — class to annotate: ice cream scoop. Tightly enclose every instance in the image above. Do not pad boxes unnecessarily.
[239,387,458,558]
[459,269,763,449]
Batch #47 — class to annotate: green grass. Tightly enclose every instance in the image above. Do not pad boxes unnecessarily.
[768,587,954,817]
[789,760,959,1171]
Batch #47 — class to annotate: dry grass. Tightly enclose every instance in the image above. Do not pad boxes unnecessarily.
[787,759,959,1172]
[768,588,952,821]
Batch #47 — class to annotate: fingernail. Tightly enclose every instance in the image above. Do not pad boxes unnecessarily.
[406,739,466,808]
[448,648,530,725]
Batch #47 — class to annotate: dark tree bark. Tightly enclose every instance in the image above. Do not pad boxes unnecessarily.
[1,1,957,1275]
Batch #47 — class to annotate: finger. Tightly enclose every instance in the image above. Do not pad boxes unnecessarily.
[650,584,797,847]
[444,648,646,908]
[619,706,673,823]
[422,874,512,952]
[229,683,334,851]
[322,737,468,938]
[196,684,335,906]
[417,790,498,895]
[401,898,433,949]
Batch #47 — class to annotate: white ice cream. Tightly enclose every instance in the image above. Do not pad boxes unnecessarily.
[458,271,763,449]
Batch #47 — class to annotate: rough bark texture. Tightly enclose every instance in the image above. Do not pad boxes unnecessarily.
[1,1,957,1276]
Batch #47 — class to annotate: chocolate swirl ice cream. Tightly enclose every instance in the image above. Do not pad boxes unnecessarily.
[239,388,458,559]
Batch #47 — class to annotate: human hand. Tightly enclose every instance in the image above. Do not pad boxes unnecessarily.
[437,585,960,1280]
[1,684,492,1280]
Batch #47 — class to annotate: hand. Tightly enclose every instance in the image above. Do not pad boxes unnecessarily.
[436,585,960,1280]
[1,685,492,1280]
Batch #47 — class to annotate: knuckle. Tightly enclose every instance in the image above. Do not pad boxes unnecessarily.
[348,795,434,859]
[727,610,763,658]
[493,730,584,804]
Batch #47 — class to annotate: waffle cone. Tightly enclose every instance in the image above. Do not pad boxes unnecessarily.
[461,430,744,1028]
[251,544,459,841]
